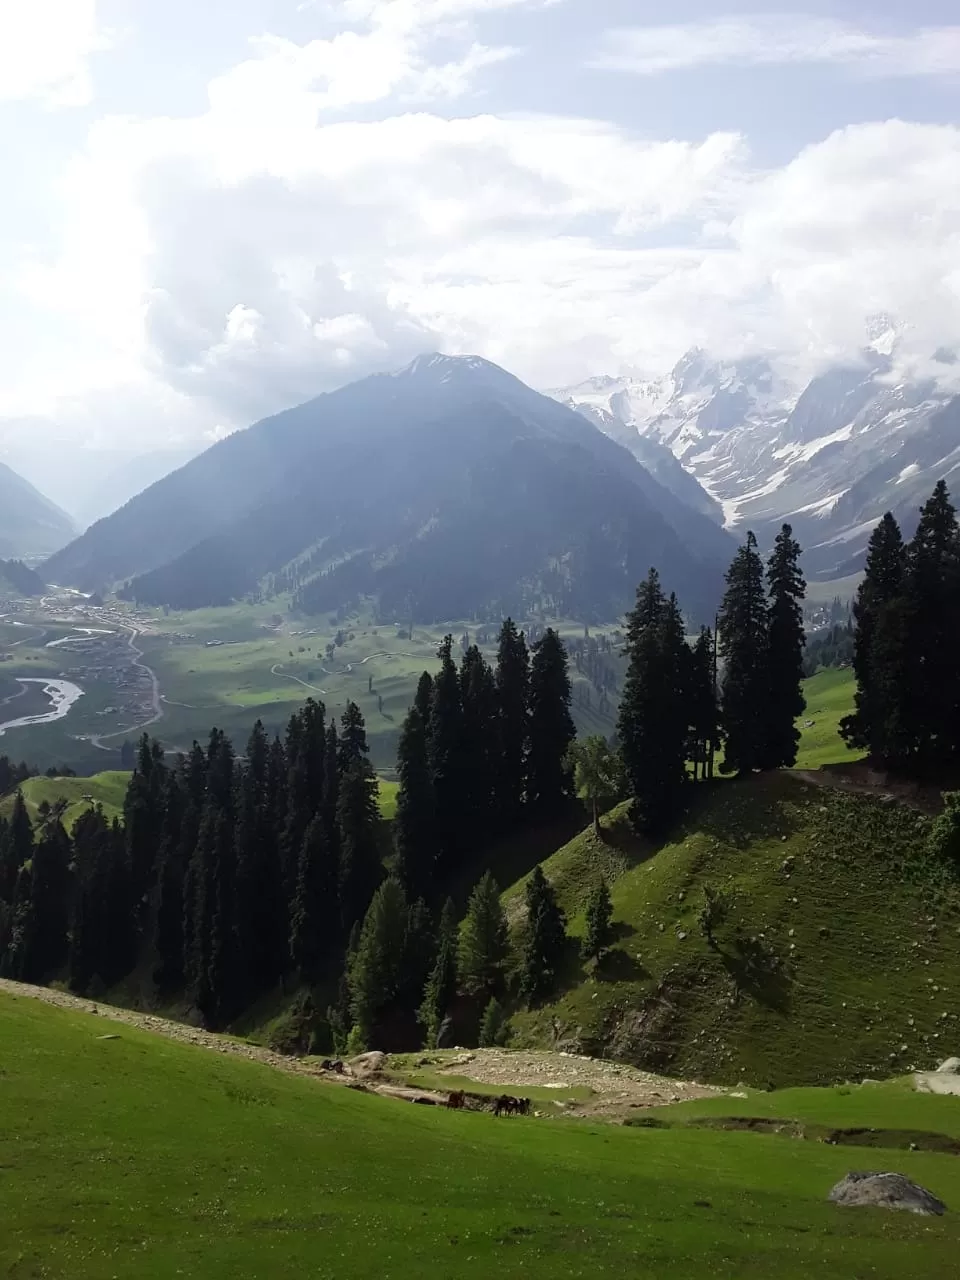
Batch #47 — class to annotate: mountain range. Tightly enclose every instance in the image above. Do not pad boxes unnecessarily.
[554,346,960,578]
[44,355,734,623]
[0,463,76,562]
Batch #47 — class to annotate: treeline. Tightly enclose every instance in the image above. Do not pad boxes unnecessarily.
[842,482,960,775]
[617,524,806,833]
[0,623,579,1050]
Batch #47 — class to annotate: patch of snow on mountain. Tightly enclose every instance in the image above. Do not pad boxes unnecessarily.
[896,463,920,484]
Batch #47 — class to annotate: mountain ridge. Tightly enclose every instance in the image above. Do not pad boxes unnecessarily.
[0,462,76,561]
[554,347,960,577]
[45,354,734,623]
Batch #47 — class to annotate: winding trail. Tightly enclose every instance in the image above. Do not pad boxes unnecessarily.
[87,625,163,749]
[269,650,419,698]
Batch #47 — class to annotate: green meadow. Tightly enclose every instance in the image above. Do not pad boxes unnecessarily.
[3,991,959,1280]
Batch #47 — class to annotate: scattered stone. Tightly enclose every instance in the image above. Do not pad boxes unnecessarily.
[828,1172,946,1216]
[96,1033,121,1041]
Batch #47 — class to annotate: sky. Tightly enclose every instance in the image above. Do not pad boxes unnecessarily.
[1,0,960,456]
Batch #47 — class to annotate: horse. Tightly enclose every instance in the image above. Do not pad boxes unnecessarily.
[446,1090,466,1110]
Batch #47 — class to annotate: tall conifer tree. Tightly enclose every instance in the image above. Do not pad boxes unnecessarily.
[718,532,769,775]
[393,705,437,902]
[494,619,530,827]
[428,636,466,868]
[519,865,567,1005]
[618,572,688,831]
[840,513,910,764]
[904,482,960,768]
[762,524,806,769]
[527,628,576,813]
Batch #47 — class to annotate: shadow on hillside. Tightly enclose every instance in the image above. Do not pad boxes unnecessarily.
[689,776,801,851]
[447,803,589,907]
[595,948,650,984]
[717,938,792,1014]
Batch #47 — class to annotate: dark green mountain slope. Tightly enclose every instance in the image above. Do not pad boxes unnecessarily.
[0,462,75,559]
[45,354,734,621]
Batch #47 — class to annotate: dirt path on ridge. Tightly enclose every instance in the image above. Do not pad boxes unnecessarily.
[0,979,723,1121]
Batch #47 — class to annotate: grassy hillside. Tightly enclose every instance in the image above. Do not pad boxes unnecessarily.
[794,668,863,769]
[506,773,960,1088]
[4,991,960,1279]
[0,770,131,830]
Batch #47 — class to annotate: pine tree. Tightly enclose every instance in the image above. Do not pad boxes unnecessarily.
[428,635,466,869]
[519,865,567,1006]
[289,815,337,983]
[618,573,688,832]
[349,877,409,1046]
[20,818,71,983]
[401,897,435,1007]
[527,628,576,813]
[687,627,719,781]
[419,897,458,1048]
[762,524,806,769]
[70,808,132,994]
[337,758,382,933]
[338,701,369,774]
[580,878,613,963]
[393,705,437,902]
[904,483,960,769]
[494,619,530,827]
[413,671,433,722]
[718,532,769,775]
[123,735,167,920]
[233,721,286,1000]
[840,513,910,764]
[564,736,623,837]
[458,871,508,996]
[151,769,188,994]
[459,645,498,847]
[0,791,33,903]
[479,996,509,1047]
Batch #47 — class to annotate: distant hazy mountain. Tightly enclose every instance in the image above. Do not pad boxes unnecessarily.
[70,447,203,529]
[0,558,45,596]
[45,354,735,623]
[555,343,960,578]
[0,463,76,560]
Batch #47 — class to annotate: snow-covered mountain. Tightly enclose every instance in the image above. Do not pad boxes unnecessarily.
[553,347,960,579]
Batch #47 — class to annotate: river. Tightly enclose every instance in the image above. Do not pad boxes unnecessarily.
[0,679,85,736]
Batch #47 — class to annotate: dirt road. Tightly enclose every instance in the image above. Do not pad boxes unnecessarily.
[0,979,724,1121]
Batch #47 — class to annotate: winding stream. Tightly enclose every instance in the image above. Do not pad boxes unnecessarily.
[0,679,85,736]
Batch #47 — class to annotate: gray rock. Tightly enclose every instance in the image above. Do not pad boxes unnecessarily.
[937,1056,960,1074]
[828,1172,946,1216]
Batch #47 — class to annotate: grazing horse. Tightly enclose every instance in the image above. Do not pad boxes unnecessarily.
[495,1094,521,1117]
[446,1091,466,1110]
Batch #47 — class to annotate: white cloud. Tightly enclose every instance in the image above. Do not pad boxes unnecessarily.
[0,0,107,107]
[4,15,960,450]
[592,15,960,78]
[214,0,551,116]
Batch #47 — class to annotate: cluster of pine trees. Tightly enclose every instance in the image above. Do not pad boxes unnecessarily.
[842,482,960,774]
[617,524,806,832]
[0,621,581,1048]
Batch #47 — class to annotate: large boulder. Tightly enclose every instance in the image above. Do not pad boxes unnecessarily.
[348,1051,388,1077]
[937,1057,960,1074]
[828,1172,946,1216]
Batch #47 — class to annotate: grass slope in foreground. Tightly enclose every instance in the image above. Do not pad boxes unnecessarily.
[0,770,131,830]
[3,993,960,1279]
[506,773,960,1088]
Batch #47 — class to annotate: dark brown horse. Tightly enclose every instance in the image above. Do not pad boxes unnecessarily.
[446,1090,467,1110]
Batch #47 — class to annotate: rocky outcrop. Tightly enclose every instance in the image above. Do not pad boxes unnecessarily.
[828,1172,946,1216]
